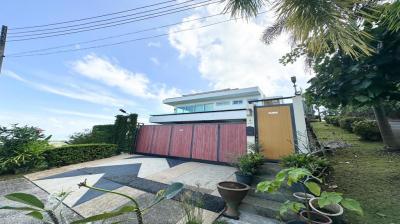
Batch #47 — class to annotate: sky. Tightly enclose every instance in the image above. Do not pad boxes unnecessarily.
[0,0,312,140]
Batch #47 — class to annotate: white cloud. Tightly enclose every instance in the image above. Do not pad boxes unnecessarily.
[3,70,130,107]
[147,41,161,48]
[168,8,312,97]
[44,108,114,120]
[150,57,160,66]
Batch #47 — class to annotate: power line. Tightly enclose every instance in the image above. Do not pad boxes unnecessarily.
[7,13,267,58]
[7,0,218,42]
[8,0,198,34]
[7,12,226,56]
[9,0,177,30]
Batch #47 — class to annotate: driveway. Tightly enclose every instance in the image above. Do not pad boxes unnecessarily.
[16,154,236,223]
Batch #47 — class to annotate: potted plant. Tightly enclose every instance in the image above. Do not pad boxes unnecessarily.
[217,181,250,219]
[234,151,263,185]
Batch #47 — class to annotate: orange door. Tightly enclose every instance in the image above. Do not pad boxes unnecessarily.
[256,105,295,160]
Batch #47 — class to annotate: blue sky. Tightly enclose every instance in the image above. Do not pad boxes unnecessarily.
[0,0,310,139]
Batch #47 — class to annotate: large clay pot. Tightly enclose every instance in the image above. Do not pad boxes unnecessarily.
[299,210,333,224]
[217,181,250,219]
[235,171,253,185]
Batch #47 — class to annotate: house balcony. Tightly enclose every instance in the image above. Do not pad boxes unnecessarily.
[149,109,246,124]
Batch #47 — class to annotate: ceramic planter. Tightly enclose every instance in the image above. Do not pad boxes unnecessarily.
[299,210,333,224]
[217,181,250,219]
[309,197,344,223]
[235,171,253,185]
[293,192,315,203]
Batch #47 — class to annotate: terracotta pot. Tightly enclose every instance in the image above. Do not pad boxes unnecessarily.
[309,198,344,217]
[217,181,250,219]
[299,210,333,224]
[293,192,315,203]
[235,171,253,185]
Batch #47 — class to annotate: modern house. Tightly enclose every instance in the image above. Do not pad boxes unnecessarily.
[149,87,280,124]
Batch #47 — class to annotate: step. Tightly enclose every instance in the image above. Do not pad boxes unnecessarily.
[218,210,283,224]
[248,186,289,203]
[239,195,282,219]
[258,162,281,174]
[253,173,276,184]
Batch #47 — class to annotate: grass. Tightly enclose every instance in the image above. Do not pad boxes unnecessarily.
[311,122,400,224]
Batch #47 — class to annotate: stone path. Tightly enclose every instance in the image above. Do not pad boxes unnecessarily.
[1,154,238,223]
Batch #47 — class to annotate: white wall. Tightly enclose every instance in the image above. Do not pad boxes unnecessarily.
[292,95,310,153]
[150,110,247,123]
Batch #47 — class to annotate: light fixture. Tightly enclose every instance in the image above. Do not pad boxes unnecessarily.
[290,76,299,95]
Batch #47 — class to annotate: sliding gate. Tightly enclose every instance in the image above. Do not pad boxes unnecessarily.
[135,123,246,163]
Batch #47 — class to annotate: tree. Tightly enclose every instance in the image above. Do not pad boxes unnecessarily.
[223,0,400,58]
[306,15,400,149]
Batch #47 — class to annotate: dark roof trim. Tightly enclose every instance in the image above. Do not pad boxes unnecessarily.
[248,96,294,103]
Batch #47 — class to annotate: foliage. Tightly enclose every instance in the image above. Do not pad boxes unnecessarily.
[325,115,340,127]
[339,117,365,132]
[67,129,94,144]
[44,144,117,167]
[180,185,204,224]
[234,151,264,176]
[316,192,364,216]
[113,113,138,153]
[68,125,114,144]
[352,120,382,141]
[280,154,332,178]
[0,124,51,174]
[1,181,184,224]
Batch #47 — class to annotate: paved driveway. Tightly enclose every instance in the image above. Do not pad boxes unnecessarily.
[20,154,237,223]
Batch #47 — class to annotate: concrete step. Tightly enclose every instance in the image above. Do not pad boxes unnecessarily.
[248,186,289,203]
[218,210,283,224]
[253,173,276,185]
[239,195,282,220]
[258,162,281,174]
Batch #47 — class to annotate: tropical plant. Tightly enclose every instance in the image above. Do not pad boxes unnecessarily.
[0,124,51,174]
[234,151,264,176]
[180,185,204,224]
[0,181,184,224]
[280,154,331,178]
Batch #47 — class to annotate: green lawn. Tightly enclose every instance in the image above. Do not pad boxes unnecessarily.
[311,122,400,224]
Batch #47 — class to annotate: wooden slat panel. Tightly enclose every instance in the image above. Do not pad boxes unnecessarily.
[169,124,193,158]
[136,126,154,153]
[150,125,172,156]
[191,124,218,161]
[219,123,247,162]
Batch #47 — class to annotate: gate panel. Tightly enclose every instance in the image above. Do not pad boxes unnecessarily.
[219,123,247,162]
[191,124,218,161]
[136,126,154,153]
[256,105,295,160]
[169,124,193,158]
[150,125,172,156]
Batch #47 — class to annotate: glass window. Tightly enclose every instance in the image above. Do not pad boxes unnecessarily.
[204,103,214,111]
[233,100,243,105]
[175,107,185,113]
[216,101,230,106]
[185,105,195,113]
[195,104,204,112]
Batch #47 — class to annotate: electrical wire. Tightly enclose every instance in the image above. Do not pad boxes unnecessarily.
[7,0,219,42]
[7,12,267,58]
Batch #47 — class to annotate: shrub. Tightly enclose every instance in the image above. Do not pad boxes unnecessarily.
[44,143,117,167]
[325,115,340,126]
[339,117,365,132]
[352,120,382,141]
[0,125,51,174]
[280,154,332,177]
[234,151,264,176]
[68,125,115,144]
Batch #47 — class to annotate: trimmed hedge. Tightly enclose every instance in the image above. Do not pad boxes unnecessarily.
[44,143,117,167]
[339,117,365,132]
[325,115,340,126]
[92,124,114,143]
[352,120,382,141]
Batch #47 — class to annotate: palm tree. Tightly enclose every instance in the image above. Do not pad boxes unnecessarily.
[222,0,399,59]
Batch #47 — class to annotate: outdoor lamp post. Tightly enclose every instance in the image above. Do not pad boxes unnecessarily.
[291,76,299,95]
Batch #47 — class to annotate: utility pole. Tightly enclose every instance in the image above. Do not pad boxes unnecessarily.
[0,25,8,73]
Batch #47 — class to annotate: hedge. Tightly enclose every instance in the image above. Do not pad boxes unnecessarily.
[325,115,340,126]
[352,120,382,141]
[44,143,117,167]
[339,117,365,132]
[92,124,114,143]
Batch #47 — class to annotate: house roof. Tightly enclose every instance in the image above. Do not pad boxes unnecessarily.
[163,86,264,106]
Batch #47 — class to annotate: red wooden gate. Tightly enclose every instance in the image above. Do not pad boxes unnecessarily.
[135,123,246,162]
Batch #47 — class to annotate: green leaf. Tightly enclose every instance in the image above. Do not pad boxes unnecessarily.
[0,206,40,211]
[341,198,363,216]
[279,201,305,216]
[354,95,370,103]
[305,181,321,196]
[164,182,184,199]
[71,205,136,223]
[26,211,43,220]
[318,192,343,208]
[4,193,44,209]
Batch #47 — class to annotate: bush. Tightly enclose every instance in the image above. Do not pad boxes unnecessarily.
[44,143,117,167]
[0,125,51,174]
[339,117,365,132]
[325,115,340,126]
[234,151,264,176]
[68,125,115,144]
[352,120,382,141]
[280,154,332,177]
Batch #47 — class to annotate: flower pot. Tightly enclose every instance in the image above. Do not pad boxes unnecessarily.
[217,181,250,219]
[299,210,333,224]
[293,192,315,203]
[309,198,344,223]
[235,171,253,185]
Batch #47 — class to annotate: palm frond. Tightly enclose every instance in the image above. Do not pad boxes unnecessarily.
[222,0,265,18]
[262,18,285,44]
